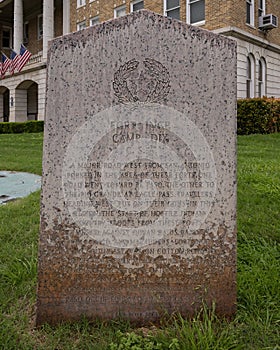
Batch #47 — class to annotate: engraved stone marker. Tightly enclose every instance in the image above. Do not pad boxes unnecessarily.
[36,10,237,325]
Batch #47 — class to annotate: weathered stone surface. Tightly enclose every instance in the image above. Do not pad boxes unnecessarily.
[36,10,237,326]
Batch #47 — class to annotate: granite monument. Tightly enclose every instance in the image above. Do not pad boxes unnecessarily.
[36,10,237,325]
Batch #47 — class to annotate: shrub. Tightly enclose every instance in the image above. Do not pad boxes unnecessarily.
[0,121,44,134]
[237,97,280,135]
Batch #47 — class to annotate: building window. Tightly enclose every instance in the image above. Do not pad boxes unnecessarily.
[2,27,11,48]
[246,54,255,98]
[37,15,43,40]
[23,22,29,44]
[90,16,99,26]
[164,0,180,20]
[258,57,266,97]
[258,0,265,18]
[187,0,205,24]
[77,21,86,31]
[131,0,144,12]
[77,0,86,8]
[114,5,126,18]
[246,0,254,26]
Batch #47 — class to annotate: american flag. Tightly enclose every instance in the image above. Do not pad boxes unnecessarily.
[10,49,20,75]
[1,52,11,78]
[17,44,32,72]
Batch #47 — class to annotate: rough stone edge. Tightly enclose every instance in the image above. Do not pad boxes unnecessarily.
[47,10,237,63]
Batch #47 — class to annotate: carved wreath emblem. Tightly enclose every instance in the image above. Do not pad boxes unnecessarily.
[113,58,170,104]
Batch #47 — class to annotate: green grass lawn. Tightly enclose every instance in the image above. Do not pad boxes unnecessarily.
[0,133,43,175]
[0,133,279,349]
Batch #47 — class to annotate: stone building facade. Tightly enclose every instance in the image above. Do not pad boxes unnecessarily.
[0,0,68,121]
[0,0,279,121]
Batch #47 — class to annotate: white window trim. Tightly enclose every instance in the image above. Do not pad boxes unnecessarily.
[130,0,144,12]
[2,26,12,48]
[164,0,180,17]
[114,5,126,18]
[89,16,99,26]
[258,0,266,17]
[77,0,86,8]
[37,14,43,40]
[258,0,266,28]
[77,20,86,31]
[246,0,255,27]
[186,0,205,26]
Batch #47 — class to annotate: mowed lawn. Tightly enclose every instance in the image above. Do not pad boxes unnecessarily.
[0,132,279,349]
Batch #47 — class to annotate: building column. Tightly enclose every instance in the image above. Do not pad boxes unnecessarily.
[43,0,54,59]
[63,0,71,35]
[13,0,23,53]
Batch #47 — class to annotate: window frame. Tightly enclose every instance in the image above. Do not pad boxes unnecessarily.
[89,16,99,26]
[77,0,86,8]
[114,4,126,18]
[258,57,266,97]
[246,54,255,98]
[186,0,205,26]
[37,14,43,40]
[164,0,180,20]
[258,0,266,28]
[23,21,29,44]
[2,26,12,49]
[130,0,144,12]
[246,0,254,26]
[77,20,87,31]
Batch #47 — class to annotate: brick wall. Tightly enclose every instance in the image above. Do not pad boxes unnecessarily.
[205,0,233,30]
[26,17,43,55]
[266,0,280,45]
[0,3,63,56]
[70,0,164,31]
[54,1,63,38]
[25,1,63,55]
[205,0,280,46]
[145,0,163,15]
[70,0,280,46]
